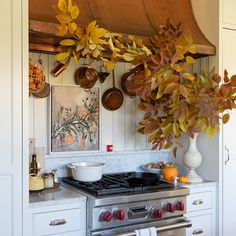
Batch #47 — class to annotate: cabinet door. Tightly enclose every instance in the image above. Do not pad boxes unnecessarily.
[0,0,25,235]
[186,214,211,236]
[222,28,236,236]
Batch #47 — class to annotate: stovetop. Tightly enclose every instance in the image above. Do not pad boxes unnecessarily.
[62,172,174,197]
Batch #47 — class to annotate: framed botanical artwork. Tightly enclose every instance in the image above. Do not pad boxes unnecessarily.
[50,85,99,152]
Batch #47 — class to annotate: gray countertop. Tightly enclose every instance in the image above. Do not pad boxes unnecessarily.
[29,185,87,208]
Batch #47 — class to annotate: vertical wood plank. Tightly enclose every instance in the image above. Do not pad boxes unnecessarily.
[123,63,136,150]
[100,65,113,151]
[33,53,48,148]
[113,62,125,150]
[62,58,76,85]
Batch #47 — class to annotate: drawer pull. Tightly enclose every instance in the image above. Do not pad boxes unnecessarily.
[192,199,204,205]
[49,219,67,226]
[193,228,203,234]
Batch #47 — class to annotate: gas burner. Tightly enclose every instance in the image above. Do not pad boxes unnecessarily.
[62,172,174,196]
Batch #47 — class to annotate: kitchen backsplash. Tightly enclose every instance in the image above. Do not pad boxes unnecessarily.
[29,52,209,177]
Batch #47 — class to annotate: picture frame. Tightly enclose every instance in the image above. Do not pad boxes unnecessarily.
[50,85,100,152]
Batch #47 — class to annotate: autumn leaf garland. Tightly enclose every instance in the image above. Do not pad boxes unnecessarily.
[53,0,151,70]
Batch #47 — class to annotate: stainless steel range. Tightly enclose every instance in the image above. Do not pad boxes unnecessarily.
[62,172,191,236]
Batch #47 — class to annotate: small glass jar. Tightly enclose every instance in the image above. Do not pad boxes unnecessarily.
[43,173,54,188]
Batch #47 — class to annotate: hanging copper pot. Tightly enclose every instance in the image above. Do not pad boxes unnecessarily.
[74,67,99,89]
[102,70,124,111]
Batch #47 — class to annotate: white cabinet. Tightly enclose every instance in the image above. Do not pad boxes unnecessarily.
[185,183,216,236]
[31,202,86,236]
[0,0,27,235]
[222,0,236,28]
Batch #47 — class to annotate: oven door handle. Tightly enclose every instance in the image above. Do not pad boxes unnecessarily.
[92,218,192,236]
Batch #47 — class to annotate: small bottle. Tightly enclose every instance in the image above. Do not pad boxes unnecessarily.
[30,154,38,175]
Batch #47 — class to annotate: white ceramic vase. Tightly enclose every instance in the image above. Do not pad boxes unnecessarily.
[183,133,203,183]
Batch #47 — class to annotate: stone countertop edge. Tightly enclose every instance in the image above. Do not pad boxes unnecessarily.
[180,180,217,188]
[29,186,87,208]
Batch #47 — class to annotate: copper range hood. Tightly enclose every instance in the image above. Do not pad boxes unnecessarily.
[29,0,216,57]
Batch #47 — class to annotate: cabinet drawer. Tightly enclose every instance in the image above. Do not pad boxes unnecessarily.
[34,208,81,236]
[186,214,212,236]
[187,192,212,212]
[46,230,85,236]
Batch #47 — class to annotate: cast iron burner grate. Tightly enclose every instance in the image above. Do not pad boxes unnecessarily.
[62,172,174,196]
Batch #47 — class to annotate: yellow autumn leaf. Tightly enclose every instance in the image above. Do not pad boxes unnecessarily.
[55,52,70,61]
[68,22,77,34]
[145,68,151,77]
[197,118,206,126]
[122,53,135,62]
[156,84,165,99]
[86,20,97,35]
[75,27,83,39]
[94,28,107,38]
[67,0,73,12]
[171,64,181,72]
[189,45,196,54]
[60,39,76,46]
[183,30,193,44]
[222,113,230,124]
[179,121,187,132]
[58,0,67,13]
[92,49,100,58]
[183,72,195,81]
[128,35,135,41]
[104,61,115,70]
[56,24,68,36]
[89,44,97,50]
[70,5,80,19]
[56,14,71,24]
[173,122,180,137]
[108,37,115,50]
[186,56,195,64]
[207,126,215,138]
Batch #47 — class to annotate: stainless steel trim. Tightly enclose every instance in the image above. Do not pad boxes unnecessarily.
[192,228,203,234]
[49,219,67,226]
[62,182,190,207]
[91,218,192,236]
[192,199,204,205]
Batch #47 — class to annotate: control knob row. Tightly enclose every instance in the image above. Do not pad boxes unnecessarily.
[166,201,185,213]
[102,209,125,222]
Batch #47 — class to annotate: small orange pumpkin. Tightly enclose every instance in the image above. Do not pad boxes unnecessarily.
[162,166,178,182]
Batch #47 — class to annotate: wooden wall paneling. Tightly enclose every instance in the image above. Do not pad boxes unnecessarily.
[62,57,76,85]
[100,65,113,151]
[113,62,125,151]
[135,96,147,149]
[123,63,136,150]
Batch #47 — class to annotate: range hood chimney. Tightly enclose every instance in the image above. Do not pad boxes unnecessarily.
[29,0,215,57]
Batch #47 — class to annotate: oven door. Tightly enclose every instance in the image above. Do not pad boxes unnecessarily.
[91,217,191,236]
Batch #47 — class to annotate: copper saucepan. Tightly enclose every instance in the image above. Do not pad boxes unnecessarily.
[102,70,124,111]
[74,66,98,89]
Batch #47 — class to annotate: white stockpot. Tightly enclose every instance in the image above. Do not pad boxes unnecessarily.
[67,162,105,182]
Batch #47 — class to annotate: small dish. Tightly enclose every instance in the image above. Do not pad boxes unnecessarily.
[141,165,162,175]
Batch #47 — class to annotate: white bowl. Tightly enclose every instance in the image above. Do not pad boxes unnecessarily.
[141,165,162,175]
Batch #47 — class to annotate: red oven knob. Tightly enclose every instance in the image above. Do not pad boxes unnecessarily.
[176,201,185,211]
[115,209,125,221]
[151,209,163,219]
[166,203,175,213]
[102,211,113,222]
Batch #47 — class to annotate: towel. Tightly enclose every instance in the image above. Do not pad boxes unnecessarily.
[135,227,156,236]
